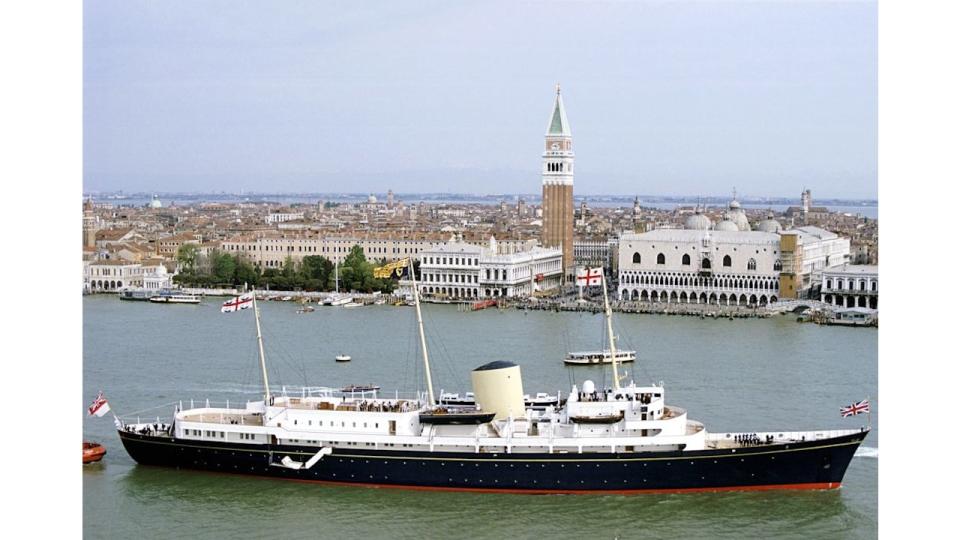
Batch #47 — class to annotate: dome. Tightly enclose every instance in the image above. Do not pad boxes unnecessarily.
[715,219,739,232]
[684,212,712,230]
[755,211,782,233]
[756,219,782,233]
[148,195,162,209]
[729,199,741,210]
[730,211,750,231]
[367,194,377,204]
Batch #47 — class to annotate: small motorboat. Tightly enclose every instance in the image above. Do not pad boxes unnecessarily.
[296,306,315,314]
[83,441,106,464]
[335,354,351,362]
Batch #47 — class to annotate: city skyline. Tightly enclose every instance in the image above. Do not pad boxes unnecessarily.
[85,1,877,198]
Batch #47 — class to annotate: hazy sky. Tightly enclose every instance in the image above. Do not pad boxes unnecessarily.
[84,1,877,199]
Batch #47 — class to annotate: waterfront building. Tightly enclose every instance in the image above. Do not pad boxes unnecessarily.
[617,225,851,305]
[85,260,144,292]
[778,226,851,296]
[419,236,563,299]
[140,260,174,290]
[820,264,878,310]
[618,229,782,306]
[540,85,575,274]
[220,231,538,270]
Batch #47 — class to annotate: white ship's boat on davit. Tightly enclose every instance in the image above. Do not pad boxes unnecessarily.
[116,267,868,494]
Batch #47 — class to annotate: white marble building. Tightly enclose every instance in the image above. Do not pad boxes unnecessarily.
[820,264,878,310]
[618,229,782,307]
[419,237,563,299]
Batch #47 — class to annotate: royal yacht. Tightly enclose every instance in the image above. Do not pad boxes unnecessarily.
[117,269,867,493]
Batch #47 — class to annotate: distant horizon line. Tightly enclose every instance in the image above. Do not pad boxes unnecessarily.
[82,190,878,205]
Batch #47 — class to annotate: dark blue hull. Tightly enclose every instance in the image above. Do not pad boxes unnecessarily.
[118,429,868,494]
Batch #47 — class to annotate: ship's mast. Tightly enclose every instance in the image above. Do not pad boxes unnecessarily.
[409,259,436,404]
[334,260,339,294]
[601,271,621,391]
[252,290,272,404]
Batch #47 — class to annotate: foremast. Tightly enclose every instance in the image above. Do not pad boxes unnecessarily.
[252,290,272,404]
[601,271,622,391]
[409,260,436,404]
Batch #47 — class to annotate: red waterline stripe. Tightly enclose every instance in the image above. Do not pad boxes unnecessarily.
[284,478,840,495]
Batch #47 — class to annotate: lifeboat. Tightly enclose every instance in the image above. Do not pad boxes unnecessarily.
[83,441,106,464]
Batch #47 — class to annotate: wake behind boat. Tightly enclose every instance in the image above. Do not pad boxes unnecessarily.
[115,266,868,494]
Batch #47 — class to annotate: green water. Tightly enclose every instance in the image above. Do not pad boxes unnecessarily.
[83,296,877,539]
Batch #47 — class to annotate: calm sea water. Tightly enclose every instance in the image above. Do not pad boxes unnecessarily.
[82,296,877,539]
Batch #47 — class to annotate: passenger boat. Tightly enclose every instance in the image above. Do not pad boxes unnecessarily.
[116,267,868,494]
[334,354,351,362]
[149,292,201,304]
[83,441,106,464]
[342,302,363,308]
[119,288,153,301]
[564,350,637,365]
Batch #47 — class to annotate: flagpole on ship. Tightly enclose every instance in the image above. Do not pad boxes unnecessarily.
[252,290,272,405]
[408,259,436,405]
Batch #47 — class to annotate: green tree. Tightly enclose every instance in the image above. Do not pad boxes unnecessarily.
[176,243,200,274]
[300,255,334,291]
[234,257,259,288]
[210,250,236,285]
[340,245,373,292]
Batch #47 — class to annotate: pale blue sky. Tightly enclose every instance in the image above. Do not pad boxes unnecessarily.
[84,1,877,198]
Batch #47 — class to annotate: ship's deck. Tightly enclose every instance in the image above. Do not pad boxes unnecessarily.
[180,412,264,426]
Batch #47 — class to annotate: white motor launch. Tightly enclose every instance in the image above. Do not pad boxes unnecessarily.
[470,361,526,420]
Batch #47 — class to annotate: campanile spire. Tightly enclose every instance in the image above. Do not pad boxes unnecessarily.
[541,85,575,273]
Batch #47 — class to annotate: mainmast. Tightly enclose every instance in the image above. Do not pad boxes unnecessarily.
[409,259,436,404]
[601,271,622,391]
[252,290,272,404]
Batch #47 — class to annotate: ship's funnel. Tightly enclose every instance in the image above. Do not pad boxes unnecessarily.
[471,361,526,421]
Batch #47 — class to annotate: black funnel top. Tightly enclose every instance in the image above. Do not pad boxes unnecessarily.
[473,360,517,372]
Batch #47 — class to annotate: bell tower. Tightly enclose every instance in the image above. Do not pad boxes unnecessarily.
[541,84,575,273]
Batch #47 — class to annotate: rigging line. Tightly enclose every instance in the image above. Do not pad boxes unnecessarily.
[419,306,460,392]
[260,320,309,390]
[118,401,179,418]
[422,313,462,391]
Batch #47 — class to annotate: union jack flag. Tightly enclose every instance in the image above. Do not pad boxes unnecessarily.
[841,399,870,418]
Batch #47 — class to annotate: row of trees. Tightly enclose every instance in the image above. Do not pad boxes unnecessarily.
[173,244,398,293]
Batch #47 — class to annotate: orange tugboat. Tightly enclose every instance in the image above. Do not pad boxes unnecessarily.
[83,442,106,464]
